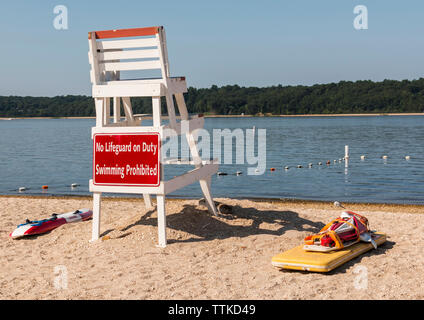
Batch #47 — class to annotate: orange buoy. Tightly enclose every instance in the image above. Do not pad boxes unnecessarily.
[270,168,276,172]
[326,160,331,165]
[42,185,48,189]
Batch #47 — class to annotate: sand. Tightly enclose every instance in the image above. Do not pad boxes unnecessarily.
[1,195,423,300]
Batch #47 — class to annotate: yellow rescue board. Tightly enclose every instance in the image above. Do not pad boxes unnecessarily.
[272,232,386,273]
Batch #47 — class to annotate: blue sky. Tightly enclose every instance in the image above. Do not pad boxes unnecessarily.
[1,0,424,96]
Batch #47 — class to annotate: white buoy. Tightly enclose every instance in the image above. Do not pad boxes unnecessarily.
[360,155,366,160]
[236,171,242,176]
[308,163,313,168]
[284,166,289,170]
[344,145,350,168]
[382,155,388,159]
[297,165,303,168]
[71,183,79,188]
[334,160,337,163]
[18,187,26,192]
[318,162,322,165]
[405,156,411,160]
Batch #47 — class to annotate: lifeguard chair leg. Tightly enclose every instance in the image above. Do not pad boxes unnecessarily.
[113,97,121,123]
[174,93,189,120]
[187,130,219,216]
[122,97,135,125]
[104,98,110,125]
[94,98,105,127]
[199,177,218,216]
[165,93,177,129]
[156,195,167,247]
[175,94,219,216]
[143,193,153,208]
[91,192,101,242]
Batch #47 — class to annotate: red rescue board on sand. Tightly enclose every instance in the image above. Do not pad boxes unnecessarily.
[93,133,160,187]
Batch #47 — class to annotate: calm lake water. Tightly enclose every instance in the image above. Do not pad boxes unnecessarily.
[1,116,423,204]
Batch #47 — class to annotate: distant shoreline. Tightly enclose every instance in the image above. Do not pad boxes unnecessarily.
[1,112,424,120]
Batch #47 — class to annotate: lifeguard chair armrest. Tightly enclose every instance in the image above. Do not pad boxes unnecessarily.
[88,26,162,39]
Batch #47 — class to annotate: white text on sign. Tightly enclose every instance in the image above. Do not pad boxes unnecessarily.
[95,141,158,156]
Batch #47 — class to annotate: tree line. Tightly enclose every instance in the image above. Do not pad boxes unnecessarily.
[1,78,424,117]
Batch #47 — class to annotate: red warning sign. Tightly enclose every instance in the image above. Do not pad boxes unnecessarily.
[93,132,160,187]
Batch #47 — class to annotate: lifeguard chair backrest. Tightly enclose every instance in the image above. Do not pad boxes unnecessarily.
[88,26,170,85]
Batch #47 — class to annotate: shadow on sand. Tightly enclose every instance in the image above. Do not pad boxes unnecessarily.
[110,203,326,244]
[108,201,394,275]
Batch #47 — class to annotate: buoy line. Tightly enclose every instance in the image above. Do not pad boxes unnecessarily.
[11,183,82,192]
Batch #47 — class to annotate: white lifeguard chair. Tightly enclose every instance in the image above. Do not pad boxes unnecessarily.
[87,26,219,247]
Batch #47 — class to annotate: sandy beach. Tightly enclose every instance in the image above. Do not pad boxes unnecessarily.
[1,195,423,300]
